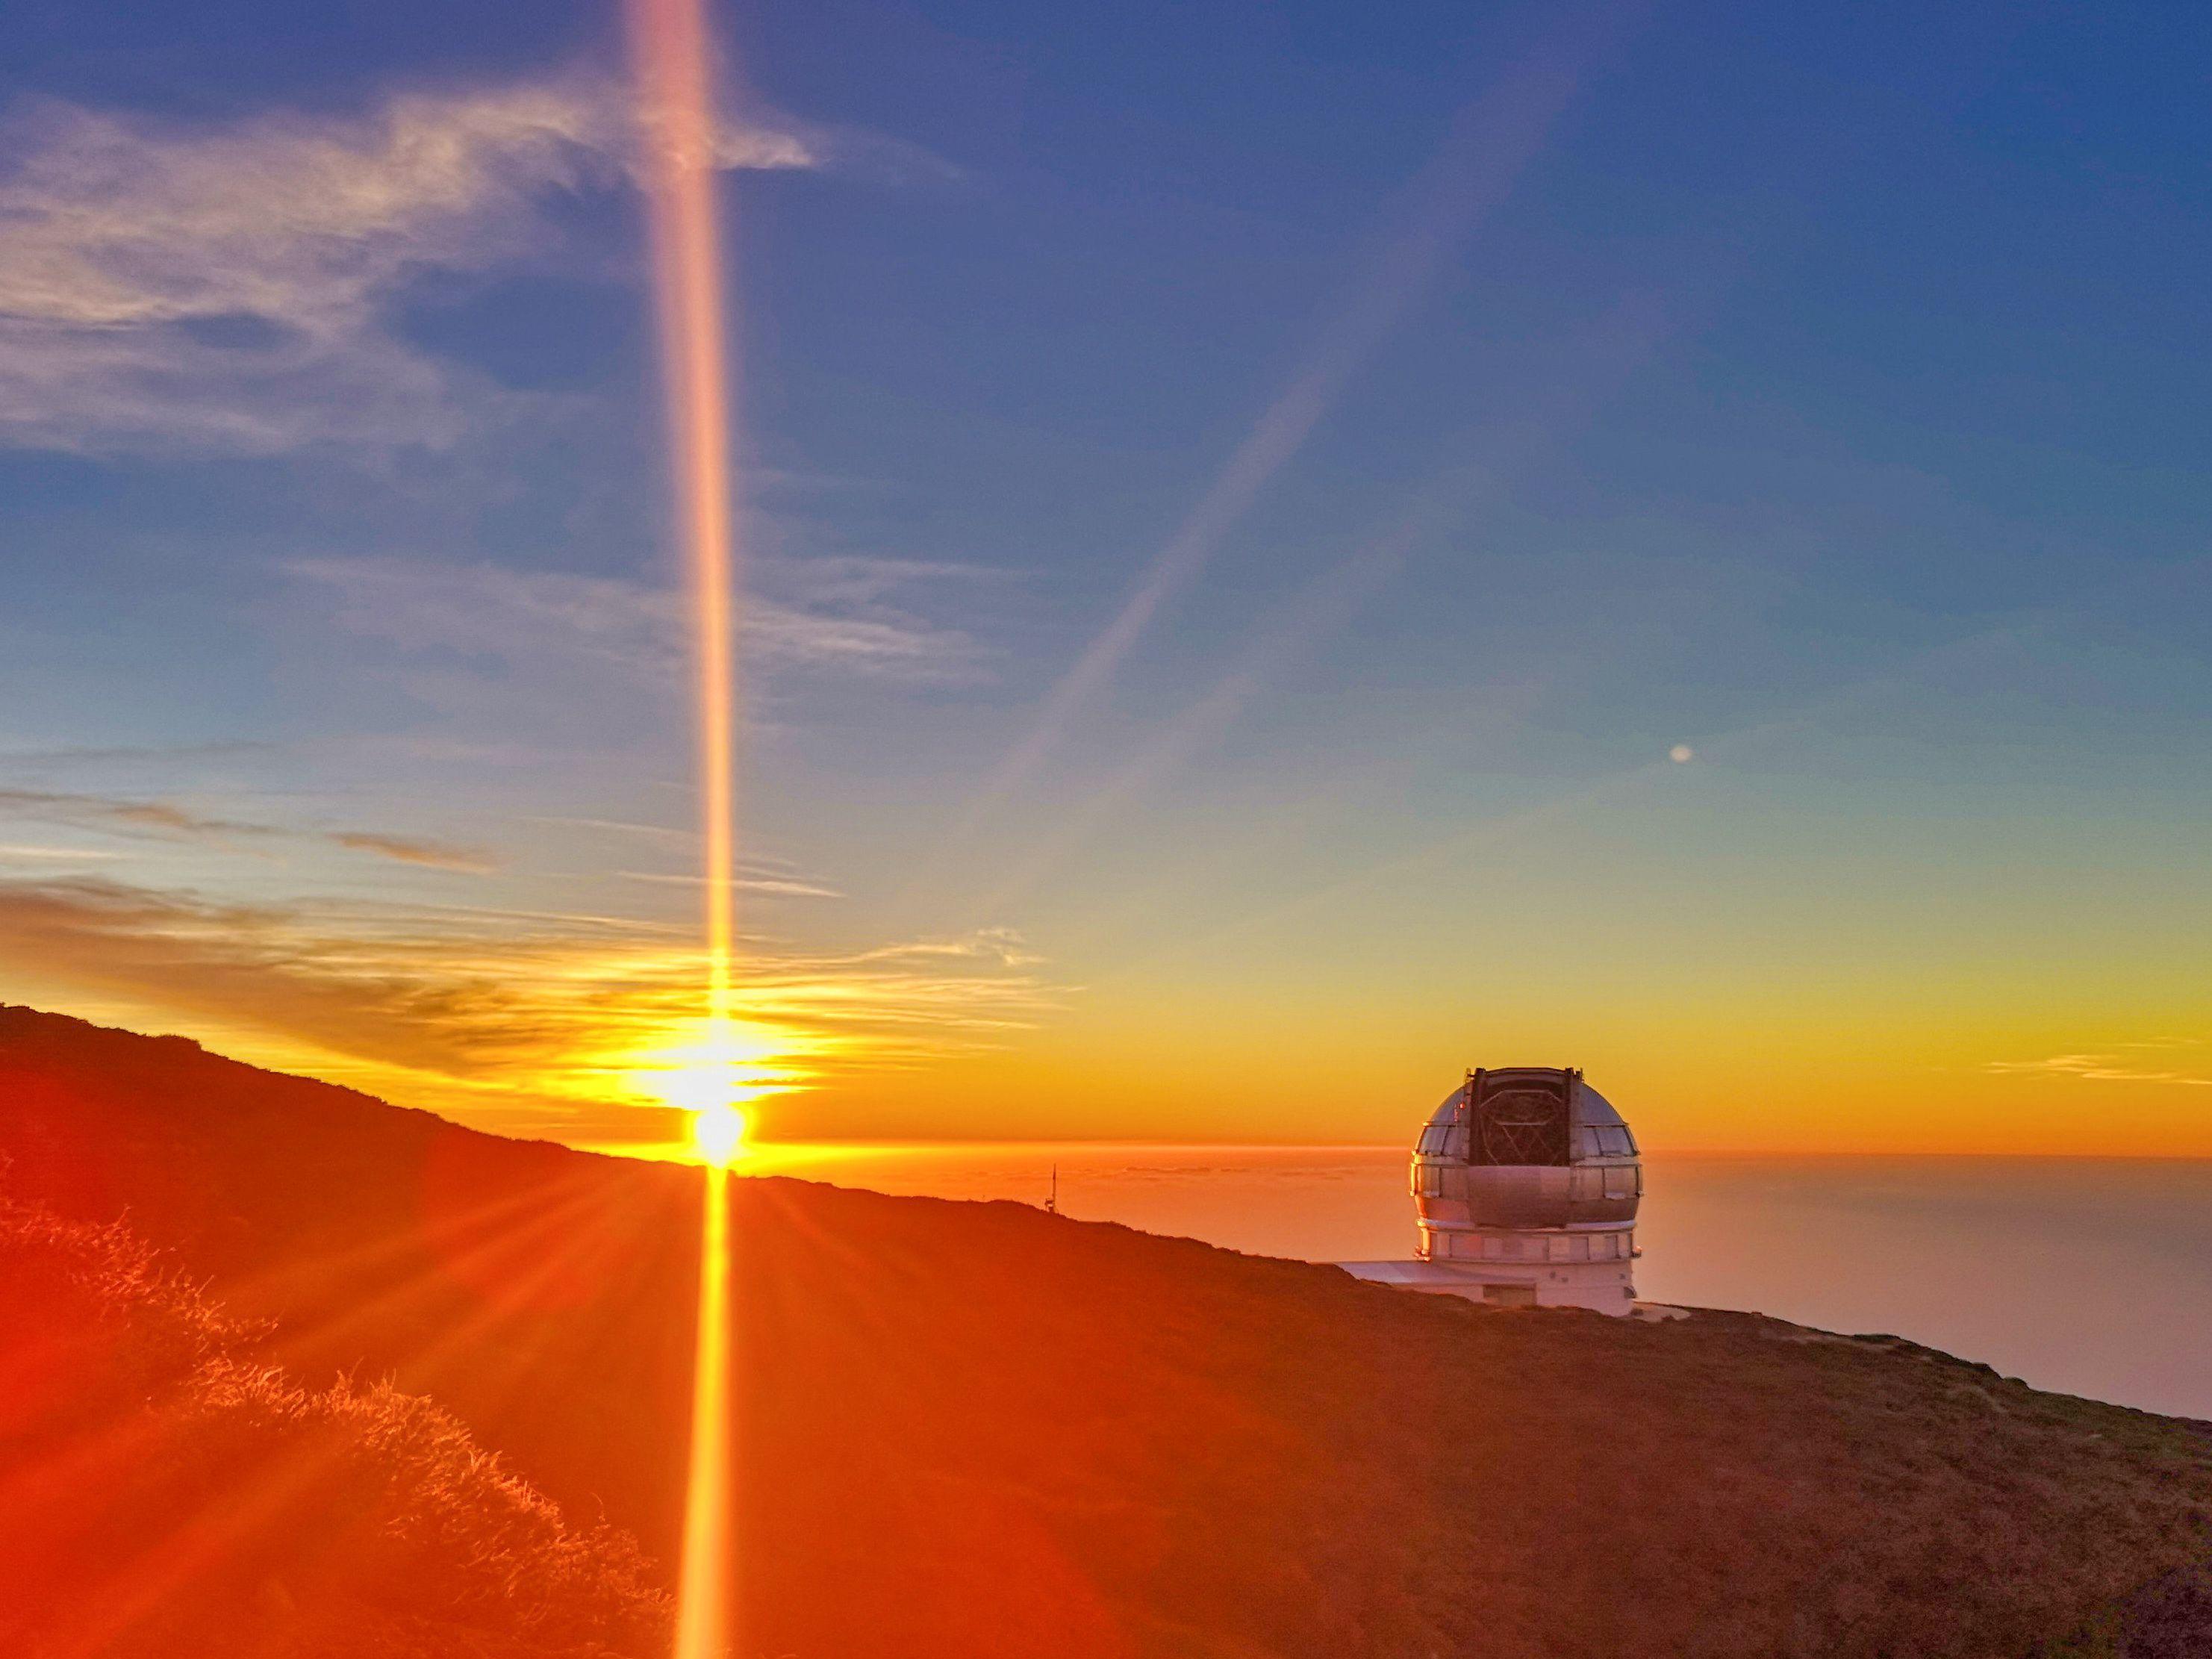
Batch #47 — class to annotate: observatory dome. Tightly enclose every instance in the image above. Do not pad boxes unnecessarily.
[1408,1066,1640,1309]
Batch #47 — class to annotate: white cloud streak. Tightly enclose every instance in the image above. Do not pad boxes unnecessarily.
[0,75,817,454]
[0,787,491,872]
[1983,1053,2212,1087]
[287,553,989,684]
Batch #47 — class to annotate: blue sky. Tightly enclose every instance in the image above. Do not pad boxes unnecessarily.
[0,0,2206,1148]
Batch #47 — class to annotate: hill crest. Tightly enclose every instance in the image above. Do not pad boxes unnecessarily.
[4,1003,2211,1658]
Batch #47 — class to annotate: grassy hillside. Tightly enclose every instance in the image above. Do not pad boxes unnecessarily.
[4,1003,2211,1657]
[0,1193,669,1658]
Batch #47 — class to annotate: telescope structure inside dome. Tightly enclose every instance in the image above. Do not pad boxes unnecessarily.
[1342,1065,1642,1313]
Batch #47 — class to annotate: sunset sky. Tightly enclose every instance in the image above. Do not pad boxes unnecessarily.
[1,0,2207,1154]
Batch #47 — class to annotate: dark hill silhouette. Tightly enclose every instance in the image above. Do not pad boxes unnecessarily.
[4,1003,2211,1658]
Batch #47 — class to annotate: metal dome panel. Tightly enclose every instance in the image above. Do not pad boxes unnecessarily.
[1410,1066,1642,1236]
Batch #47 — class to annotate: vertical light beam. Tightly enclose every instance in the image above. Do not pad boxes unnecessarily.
[631,0,740,1038]
[626,0,741,1655]
[675,1165,733,1659]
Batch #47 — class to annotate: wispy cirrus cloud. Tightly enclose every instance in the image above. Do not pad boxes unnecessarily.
[617,870,844,899]
[0,843,128,862]
[0,71,929,456]
[0,874,1061,1135]
[287,553,990,685]
[327,832,495,872]
[1984,1052,2212,1087]
[0,787,490,872]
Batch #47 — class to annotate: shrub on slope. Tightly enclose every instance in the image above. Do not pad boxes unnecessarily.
[0,1195,670,1659]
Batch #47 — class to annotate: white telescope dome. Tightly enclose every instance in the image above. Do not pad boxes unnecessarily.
[1407,1066,1642,1310]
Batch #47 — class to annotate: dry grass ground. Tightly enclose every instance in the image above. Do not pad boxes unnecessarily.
[0,1196,668,1658]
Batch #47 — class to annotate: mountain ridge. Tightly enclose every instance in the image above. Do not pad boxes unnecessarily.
[4,1002,2210,1658]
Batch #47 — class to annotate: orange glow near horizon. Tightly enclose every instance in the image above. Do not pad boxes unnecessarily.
[626,0,746,1650]
[617,1014,797,1123]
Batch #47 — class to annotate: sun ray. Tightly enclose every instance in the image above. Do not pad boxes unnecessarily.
[624,0,747,1649]
[673,1165,733,1659]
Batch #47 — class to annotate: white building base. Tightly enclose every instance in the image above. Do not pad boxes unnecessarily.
[1339,1256,1637,1314]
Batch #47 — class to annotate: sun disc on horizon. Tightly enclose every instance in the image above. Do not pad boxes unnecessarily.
[689,1101,750,1166]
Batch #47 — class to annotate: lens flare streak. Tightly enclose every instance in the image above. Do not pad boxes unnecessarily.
[673,1165,733,1659]
[625,0,744,1652]
[630,0,740,1039]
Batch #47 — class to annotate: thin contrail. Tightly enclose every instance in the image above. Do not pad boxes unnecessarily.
[971,282,1685,933]
[913,16,1631,887]
[970,483,1468,922]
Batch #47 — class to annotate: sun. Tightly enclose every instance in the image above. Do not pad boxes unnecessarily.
[689,1101,750,1166]
[608,1015,805,1162]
